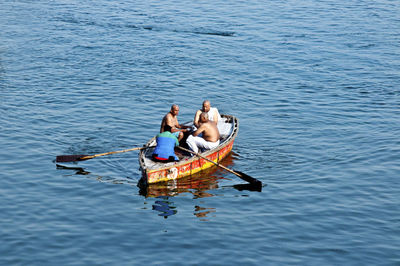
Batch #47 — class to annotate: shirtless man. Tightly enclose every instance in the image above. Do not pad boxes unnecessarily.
[193,100,221,128]
[160,104,191,141]
[186,112,220,154]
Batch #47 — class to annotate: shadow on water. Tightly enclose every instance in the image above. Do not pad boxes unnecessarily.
[56,164,91,175]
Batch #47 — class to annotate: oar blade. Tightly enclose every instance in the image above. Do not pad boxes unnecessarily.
[234,170,262,187]
[56,154,89,163]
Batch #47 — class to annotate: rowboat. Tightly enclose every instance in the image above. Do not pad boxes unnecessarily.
[138,114,239,185]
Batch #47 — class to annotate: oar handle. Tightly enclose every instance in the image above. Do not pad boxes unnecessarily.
[56,145,155,162]
[79,146,146,160]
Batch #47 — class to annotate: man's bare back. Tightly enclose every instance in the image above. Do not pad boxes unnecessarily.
[192,113,220,142]
[186,112,220,154]
[194,122,219,142]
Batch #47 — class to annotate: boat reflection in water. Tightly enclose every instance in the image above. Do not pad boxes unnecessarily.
[138,165,225,219]
[138,154,247,220]
[138,167,221,198]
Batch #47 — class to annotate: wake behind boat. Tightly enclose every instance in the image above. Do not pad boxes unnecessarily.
[138,114,238,185]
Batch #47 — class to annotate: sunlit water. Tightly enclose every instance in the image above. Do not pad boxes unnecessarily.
[1,0,399,265]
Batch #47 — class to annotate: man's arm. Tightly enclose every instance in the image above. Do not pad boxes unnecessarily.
[192,124,205,137]
[166,115,190,132]
[193,110,201,127]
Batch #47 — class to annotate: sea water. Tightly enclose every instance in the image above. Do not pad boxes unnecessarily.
[1,0,399,265]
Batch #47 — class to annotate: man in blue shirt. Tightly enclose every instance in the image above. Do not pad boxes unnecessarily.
[152,125,180,162]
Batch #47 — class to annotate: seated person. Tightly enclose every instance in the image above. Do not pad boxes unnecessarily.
[193,100,221,128]
[187,112,220,154]
[152,125,179,162]
[160,104,191,142]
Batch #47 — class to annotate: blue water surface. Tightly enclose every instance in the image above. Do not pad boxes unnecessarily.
[1,0,399,265]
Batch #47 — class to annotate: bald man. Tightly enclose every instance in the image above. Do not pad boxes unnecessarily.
[193,100,221,128]
[160,104,191,141]
[187,112,220,154]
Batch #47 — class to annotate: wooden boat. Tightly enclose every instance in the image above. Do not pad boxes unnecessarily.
[138,114,238,185]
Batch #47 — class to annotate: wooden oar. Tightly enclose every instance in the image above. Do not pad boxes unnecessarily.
[177,146,262,188]
[56,146,153,163]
